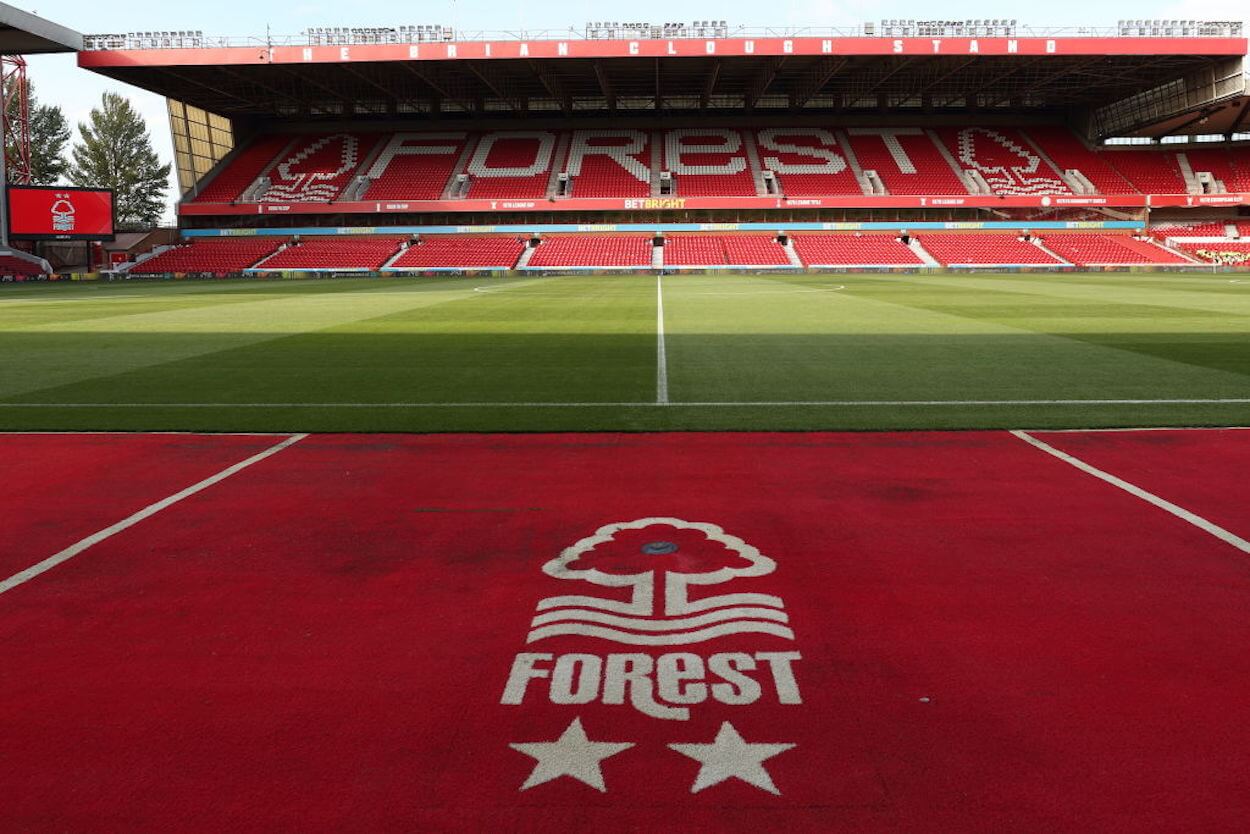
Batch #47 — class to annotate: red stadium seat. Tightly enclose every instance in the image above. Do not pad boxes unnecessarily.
[566,130,652,198]
[363,132,469,201]
[464,132,560,199]
[130,238,286,275]
[0,254,46,277]
[255,236,406,271]
[934,127,1072,195]
[919,234,1063,266]
[1025,127,1139,195]
[257,134,380,203]
[755,128,861,196]
[664,129,757,196]
[1041,234,1191,265]
[1103,151,1188,194]
[388,236,527,270]
[844,129,968,195]
[527,235,653,268]
[1176,241,1250,265]
[791,234,923,266]
[191,135,292,203]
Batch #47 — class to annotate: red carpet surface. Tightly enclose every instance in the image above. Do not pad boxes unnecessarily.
[1,430,1248,832]
[0,433,288,577]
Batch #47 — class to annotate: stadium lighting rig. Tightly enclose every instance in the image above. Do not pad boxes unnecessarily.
[304,25,454,46]
[584,21,731,40]
[878,20,1018,37]
[1117,20,1242,37]
[82,31,204,50]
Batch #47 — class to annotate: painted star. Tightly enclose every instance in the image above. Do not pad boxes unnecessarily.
[669,721,795,795]
[509,717,634,792]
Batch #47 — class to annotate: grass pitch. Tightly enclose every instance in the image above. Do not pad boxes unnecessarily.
[1,272,1248,432]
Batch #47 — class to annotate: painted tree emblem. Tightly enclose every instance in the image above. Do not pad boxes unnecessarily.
[528,518,793,646]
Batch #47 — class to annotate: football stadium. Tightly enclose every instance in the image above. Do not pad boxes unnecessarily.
[3,4,1250,830]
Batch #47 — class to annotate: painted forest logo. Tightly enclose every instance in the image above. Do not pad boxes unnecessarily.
[502,519,802,722]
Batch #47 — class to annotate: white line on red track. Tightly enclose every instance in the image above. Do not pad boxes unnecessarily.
[1011,429,1250,555]
[0,433,308,596]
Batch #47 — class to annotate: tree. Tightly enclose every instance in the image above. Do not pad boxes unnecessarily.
[69,92,170,225]
[3,78,70,183]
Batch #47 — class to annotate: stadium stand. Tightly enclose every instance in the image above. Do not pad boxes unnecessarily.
[191,135,291,203]
[919,234,1063,266]
[664,235,727,266]
[722,235,792,266]
[756,128,861,196]
[1237,221,1250,237]
[387,236,527,270]
[465,132,559,199]
[254,236,406,271]
[1149,221,1231,238]
[130,237,286,274]
[1103,150,1189,194]
[791,234,923,267]
[1041,234,1192,265]
[843,129,968,194]
[257,134,378,203]
[665,129,757,196]
[363,133,469,201]
[527,235,653,268]
[0,254,46,277]
[1025,127,1139,195]
[935,127,1072,195]
[566,130,652,198]
[1184,148,1250,194]
[1177,241,1250,265]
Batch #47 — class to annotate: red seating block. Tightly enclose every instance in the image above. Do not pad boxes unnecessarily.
[364,132,468,201]
[919,234,1062,265]
[756,128,861,196]
[791,234,923,266]
[567,130,652,198]
[527,235,653,268]
[0,254,45,276]
[665,129,757,196]
[1104,151,1188,194]
[192,135,291,203]
[389,236,526,270]
[257,134,378,203]
[131,238,285,275]
[935,127,1071,195]
[256,236,405,271]
[1176,241,1250,265]
[844,129,967,195]
[1042,234,1190,265]
[1025,127,1138,195]
[465,132,560,199]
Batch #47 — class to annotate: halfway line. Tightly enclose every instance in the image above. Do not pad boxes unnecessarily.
[656,274,669,405]
[0,433,308,596]
[3,398,1250,409]
[1011,430,1250,555]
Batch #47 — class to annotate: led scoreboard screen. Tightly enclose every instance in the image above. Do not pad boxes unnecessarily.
[6,186,115,240]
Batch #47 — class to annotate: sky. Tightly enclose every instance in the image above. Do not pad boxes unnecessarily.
[14,0,1249,221]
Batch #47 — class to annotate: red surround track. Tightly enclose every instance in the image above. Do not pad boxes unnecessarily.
[2,430,1249,831]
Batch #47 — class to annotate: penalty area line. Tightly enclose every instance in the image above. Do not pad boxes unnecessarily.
[0,433,308,596]
[1011,430,1250,556]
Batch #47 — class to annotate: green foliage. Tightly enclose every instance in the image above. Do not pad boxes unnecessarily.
[69,92,171,225]
[3,79,71,184]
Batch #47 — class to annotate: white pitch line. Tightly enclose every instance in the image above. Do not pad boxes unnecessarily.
[1011,430,1250,555]
[656,274,669,405]
[0,433,308,596]
[2,398,1250,409]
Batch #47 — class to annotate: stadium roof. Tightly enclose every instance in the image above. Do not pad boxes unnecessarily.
[76,27,1248,138]
[0,2,81,54]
